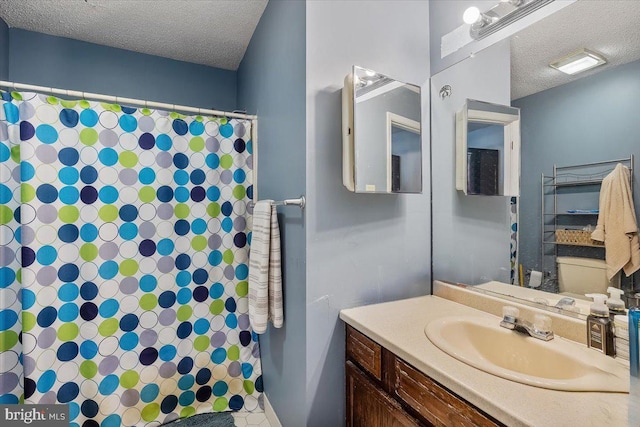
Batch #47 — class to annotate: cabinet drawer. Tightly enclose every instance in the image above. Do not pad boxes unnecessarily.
[347,361,420,427]
[394,358,501,427]
[347,325,382,380]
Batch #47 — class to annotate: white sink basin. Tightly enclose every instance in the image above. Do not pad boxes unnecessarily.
[425,316,629,392]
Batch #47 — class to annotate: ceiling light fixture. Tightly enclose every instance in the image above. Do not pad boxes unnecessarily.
[463,0,554,40]
[549,49,607,75]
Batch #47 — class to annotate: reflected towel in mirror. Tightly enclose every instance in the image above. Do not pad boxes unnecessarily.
[591,164,640,279]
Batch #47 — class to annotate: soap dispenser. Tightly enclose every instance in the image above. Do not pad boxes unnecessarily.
[585,293,615,356]
[607,287,626,319]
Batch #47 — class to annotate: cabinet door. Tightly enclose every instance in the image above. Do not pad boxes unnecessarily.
[346,361,420,427]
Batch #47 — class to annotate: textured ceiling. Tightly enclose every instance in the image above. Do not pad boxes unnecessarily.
[0,0,268,70]
[511,0,640,100]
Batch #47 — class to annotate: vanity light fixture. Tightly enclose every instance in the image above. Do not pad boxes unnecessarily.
[463,6,497,30]
[463,0,553,40]
[463,7,481,24]
[549,49,607,75]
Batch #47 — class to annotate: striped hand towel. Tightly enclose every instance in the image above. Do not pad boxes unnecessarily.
[248,200,283,334]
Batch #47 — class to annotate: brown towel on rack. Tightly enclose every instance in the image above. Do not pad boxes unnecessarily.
[591,164,640,279]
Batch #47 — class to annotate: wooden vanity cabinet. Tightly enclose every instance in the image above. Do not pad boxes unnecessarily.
[346,361,421,427]
[346,325,504,427]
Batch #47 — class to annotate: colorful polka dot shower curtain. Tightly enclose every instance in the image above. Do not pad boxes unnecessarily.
[0,90,263,426]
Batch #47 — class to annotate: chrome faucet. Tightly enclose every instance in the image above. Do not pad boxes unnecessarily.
[500,306,554,341]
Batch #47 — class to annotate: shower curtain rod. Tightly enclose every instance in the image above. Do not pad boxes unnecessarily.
[0,80,257,120]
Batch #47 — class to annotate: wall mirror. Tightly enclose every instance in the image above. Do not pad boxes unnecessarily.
[343,65,422,194]
[456,99,520,196]
[431,0,640,319]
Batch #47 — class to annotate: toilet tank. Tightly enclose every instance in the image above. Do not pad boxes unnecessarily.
[557,256,620,295]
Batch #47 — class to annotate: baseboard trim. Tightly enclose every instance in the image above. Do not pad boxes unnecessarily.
[264,393,282,427]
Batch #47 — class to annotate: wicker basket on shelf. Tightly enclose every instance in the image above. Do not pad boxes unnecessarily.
[555,229,604,246]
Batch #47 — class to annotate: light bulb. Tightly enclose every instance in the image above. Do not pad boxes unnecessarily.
[365,69,376,77]
[463,7,481,25]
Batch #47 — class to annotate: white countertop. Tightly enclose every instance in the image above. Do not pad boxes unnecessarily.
[340,295,635,427]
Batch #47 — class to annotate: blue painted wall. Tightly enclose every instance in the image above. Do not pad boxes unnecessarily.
[8,29,237,111]
[236,1,307,426]
[514,59,640,287]
[306,2,430,426]
[0,18,8,79]
[431,41,512,287]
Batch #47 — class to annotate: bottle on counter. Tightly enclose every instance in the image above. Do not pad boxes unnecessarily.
[585,293,615,357]
[630,306,640,377]
[607,287,626,320]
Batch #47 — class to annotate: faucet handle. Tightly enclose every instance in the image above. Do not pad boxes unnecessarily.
[533,314,552,333]
[502,306,520,321]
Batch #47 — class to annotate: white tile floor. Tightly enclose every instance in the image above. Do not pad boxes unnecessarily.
[232,411,271,427]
